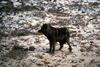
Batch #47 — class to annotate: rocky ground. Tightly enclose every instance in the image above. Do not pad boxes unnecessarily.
[0,0,100,67]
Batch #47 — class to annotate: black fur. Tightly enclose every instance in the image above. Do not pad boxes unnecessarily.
[38,24,72,53]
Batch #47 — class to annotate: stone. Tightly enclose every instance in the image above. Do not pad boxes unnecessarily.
[29,46,35,51]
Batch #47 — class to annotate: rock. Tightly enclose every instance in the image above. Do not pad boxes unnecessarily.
[35,54,44,59]
[80,59,85,62]
[81,40,89,45]
[13,44,29,51]
[48,64,53,67]
[90,59,95,63]
[36,60,44,66]
[79,59,85,63]
[72,64,77,67]
[80,48,86,52]
[29,46,35,51]
[0,46,3,51]
[97,64,100,67]
[71,60,77,63]
[42,59,51,65]
[96,49,100,55]
[13,45,24,50]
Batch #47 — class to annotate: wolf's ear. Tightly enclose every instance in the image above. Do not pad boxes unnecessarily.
[42,24,47,28]
[43,23,47,26]
[42,23,50,28]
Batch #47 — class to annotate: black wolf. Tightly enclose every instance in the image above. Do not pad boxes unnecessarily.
[38,24,72,53]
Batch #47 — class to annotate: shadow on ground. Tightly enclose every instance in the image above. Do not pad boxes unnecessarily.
[5,48,28,60]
